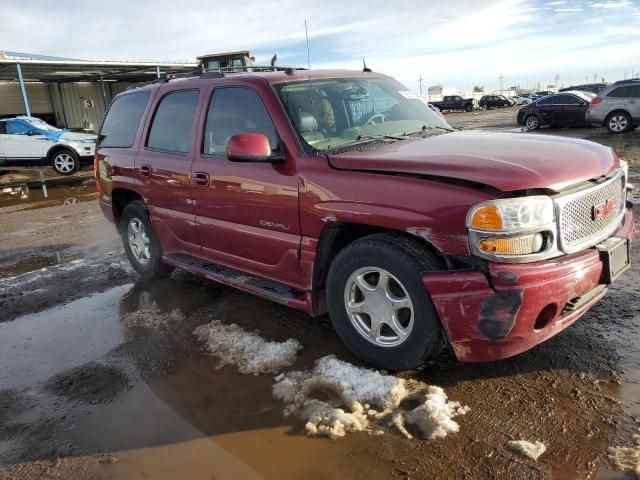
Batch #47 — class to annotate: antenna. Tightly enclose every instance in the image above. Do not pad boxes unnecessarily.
[305,19,312,87]
[362,58,372,73]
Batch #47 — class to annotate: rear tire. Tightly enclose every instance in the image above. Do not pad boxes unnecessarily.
[121,201,174,280]
[606,112,632,134]
[51,149,79,176]
[326,233,445,371]
[464,104,472,112]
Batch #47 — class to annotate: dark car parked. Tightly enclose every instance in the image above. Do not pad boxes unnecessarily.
[516,91,593,130]
[479,95,511,109]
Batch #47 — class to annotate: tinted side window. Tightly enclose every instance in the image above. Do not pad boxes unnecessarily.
[0,122,6,134]
[203,87,277,155]
[554,94,582,105]
[608,86,631,98]
[147,90,199,153]
[537,97,555,105]
[629,85,640,98]
[99,92,150,148]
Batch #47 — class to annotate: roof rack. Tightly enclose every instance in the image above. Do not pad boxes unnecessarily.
[207,65,307,73]
[127,68,225,90]
[127,64,306,90]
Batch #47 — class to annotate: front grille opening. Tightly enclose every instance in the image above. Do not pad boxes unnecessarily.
[534,304,557,330]
[558,172,624,251]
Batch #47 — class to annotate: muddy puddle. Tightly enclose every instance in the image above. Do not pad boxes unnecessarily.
[0,181,97,211]
[1,271,638,479]
[0,250,85,278]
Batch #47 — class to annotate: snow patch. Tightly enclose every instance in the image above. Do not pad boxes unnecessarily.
[608,434,640,478]
[506,440,547,460]
[194,320,302,375]
[272,355,468,439]
[121,292,185,328]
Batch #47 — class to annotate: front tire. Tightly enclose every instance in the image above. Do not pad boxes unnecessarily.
[525,114,540,130]
[606,112,632,134]
[51,149,79,176]
[326,234,445,371]
[121,201,174,280]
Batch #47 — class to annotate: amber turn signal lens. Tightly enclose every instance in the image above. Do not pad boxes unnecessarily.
[479,234,544,255]
[470,205,503,230]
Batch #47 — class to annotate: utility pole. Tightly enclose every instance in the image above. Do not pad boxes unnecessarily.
[554,73,559,88]
[585,75,589,83]
[498,73,504,93]
[593,72,598,82]
[417,75,423,95]
[624,71,628,80]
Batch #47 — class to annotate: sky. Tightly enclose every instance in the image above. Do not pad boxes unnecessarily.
[2,0,640,93]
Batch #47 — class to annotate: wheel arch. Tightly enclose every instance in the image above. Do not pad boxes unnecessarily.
[46,144,76,163]
[311,222,446,314]
[606,109,632,120]
[111,188,144,230]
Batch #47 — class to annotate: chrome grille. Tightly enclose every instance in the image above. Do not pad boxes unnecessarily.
[556,170,624,252]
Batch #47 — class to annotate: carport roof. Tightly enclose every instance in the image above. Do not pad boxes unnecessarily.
[0,51,197,83]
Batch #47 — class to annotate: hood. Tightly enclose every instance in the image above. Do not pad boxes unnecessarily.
[328,131,618,192]
[60,131,97,142]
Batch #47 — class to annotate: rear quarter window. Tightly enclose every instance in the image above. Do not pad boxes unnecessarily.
[607,86,632,98]
[147,90,199,153]
[99,91,151,148]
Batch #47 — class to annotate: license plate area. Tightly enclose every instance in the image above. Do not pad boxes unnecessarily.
[597,237,630,284]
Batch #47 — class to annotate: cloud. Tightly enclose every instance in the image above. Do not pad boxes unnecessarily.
[0,0,639,91]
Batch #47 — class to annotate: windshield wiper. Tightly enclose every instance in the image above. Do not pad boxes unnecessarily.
[402,125,456,136]
[327,134,401,151]
[356,133,406,141]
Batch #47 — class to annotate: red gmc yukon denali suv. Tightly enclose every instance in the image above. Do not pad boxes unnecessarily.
[95,69,634,370]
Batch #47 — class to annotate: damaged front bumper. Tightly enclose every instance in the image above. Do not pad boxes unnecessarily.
[423,208,635,363]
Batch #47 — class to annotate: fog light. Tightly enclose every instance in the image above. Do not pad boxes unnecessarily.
[479,233,544,255]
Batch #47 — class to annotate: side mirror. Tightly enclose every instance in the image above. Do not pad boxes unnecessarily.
[27,130,38,136]
[226,132,276,162]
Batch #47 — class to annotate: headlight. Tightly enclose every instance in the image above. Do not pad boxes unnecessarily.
[467,196,557,261]
[466,196,555,232]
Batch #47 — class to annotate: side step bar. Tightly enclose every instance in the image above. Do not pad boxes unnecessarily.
[164,253,308,310]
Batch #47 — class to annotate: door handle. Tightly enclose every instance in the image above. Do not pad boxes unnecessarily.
[192,172,210,187]
[139,164,151,177]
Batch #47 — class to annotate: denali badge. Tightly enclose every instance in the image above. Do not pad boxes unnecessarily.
[259,220,290,230]
[593,196,616,220]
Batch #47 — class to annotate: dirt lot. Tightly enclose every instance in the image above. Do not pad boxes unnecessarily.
[1,111,639,480]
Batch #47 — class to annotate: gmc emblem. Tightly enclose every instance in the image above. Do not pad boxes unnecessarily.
[592,196,616,220]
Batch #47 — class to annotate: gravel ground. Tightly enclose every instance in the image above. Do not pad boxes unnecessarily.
[0,111,639,480]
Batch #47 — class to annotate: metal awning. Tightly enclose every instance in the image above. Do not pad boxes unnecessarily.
[0,59,198,83]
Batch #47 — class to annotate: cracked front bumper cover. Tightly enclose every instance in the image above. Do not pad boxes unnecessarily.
[422,208,635,363]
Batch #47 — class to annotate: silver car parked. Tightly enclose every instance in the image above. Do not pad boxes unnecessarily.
[586,79,640,134]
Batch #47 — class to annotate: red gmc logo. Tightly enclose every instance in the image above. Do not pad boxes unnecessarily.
[593,196,616,220]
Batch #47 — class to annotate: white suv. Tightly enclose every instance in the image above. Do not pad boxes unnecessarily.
[586,79,640,134]
[0,116,96,175]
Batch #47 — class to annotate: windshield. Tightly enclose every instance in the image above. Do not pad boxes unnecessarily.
[6,117,65,141]
[274,77,452,152]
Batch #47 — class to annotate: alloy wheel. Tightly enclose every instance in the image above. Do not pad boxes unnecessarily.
[526,115,539,130]
[344,267,414,348]
[127,217,151,265]
[53,153,76,174]
[609,115,628,132]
